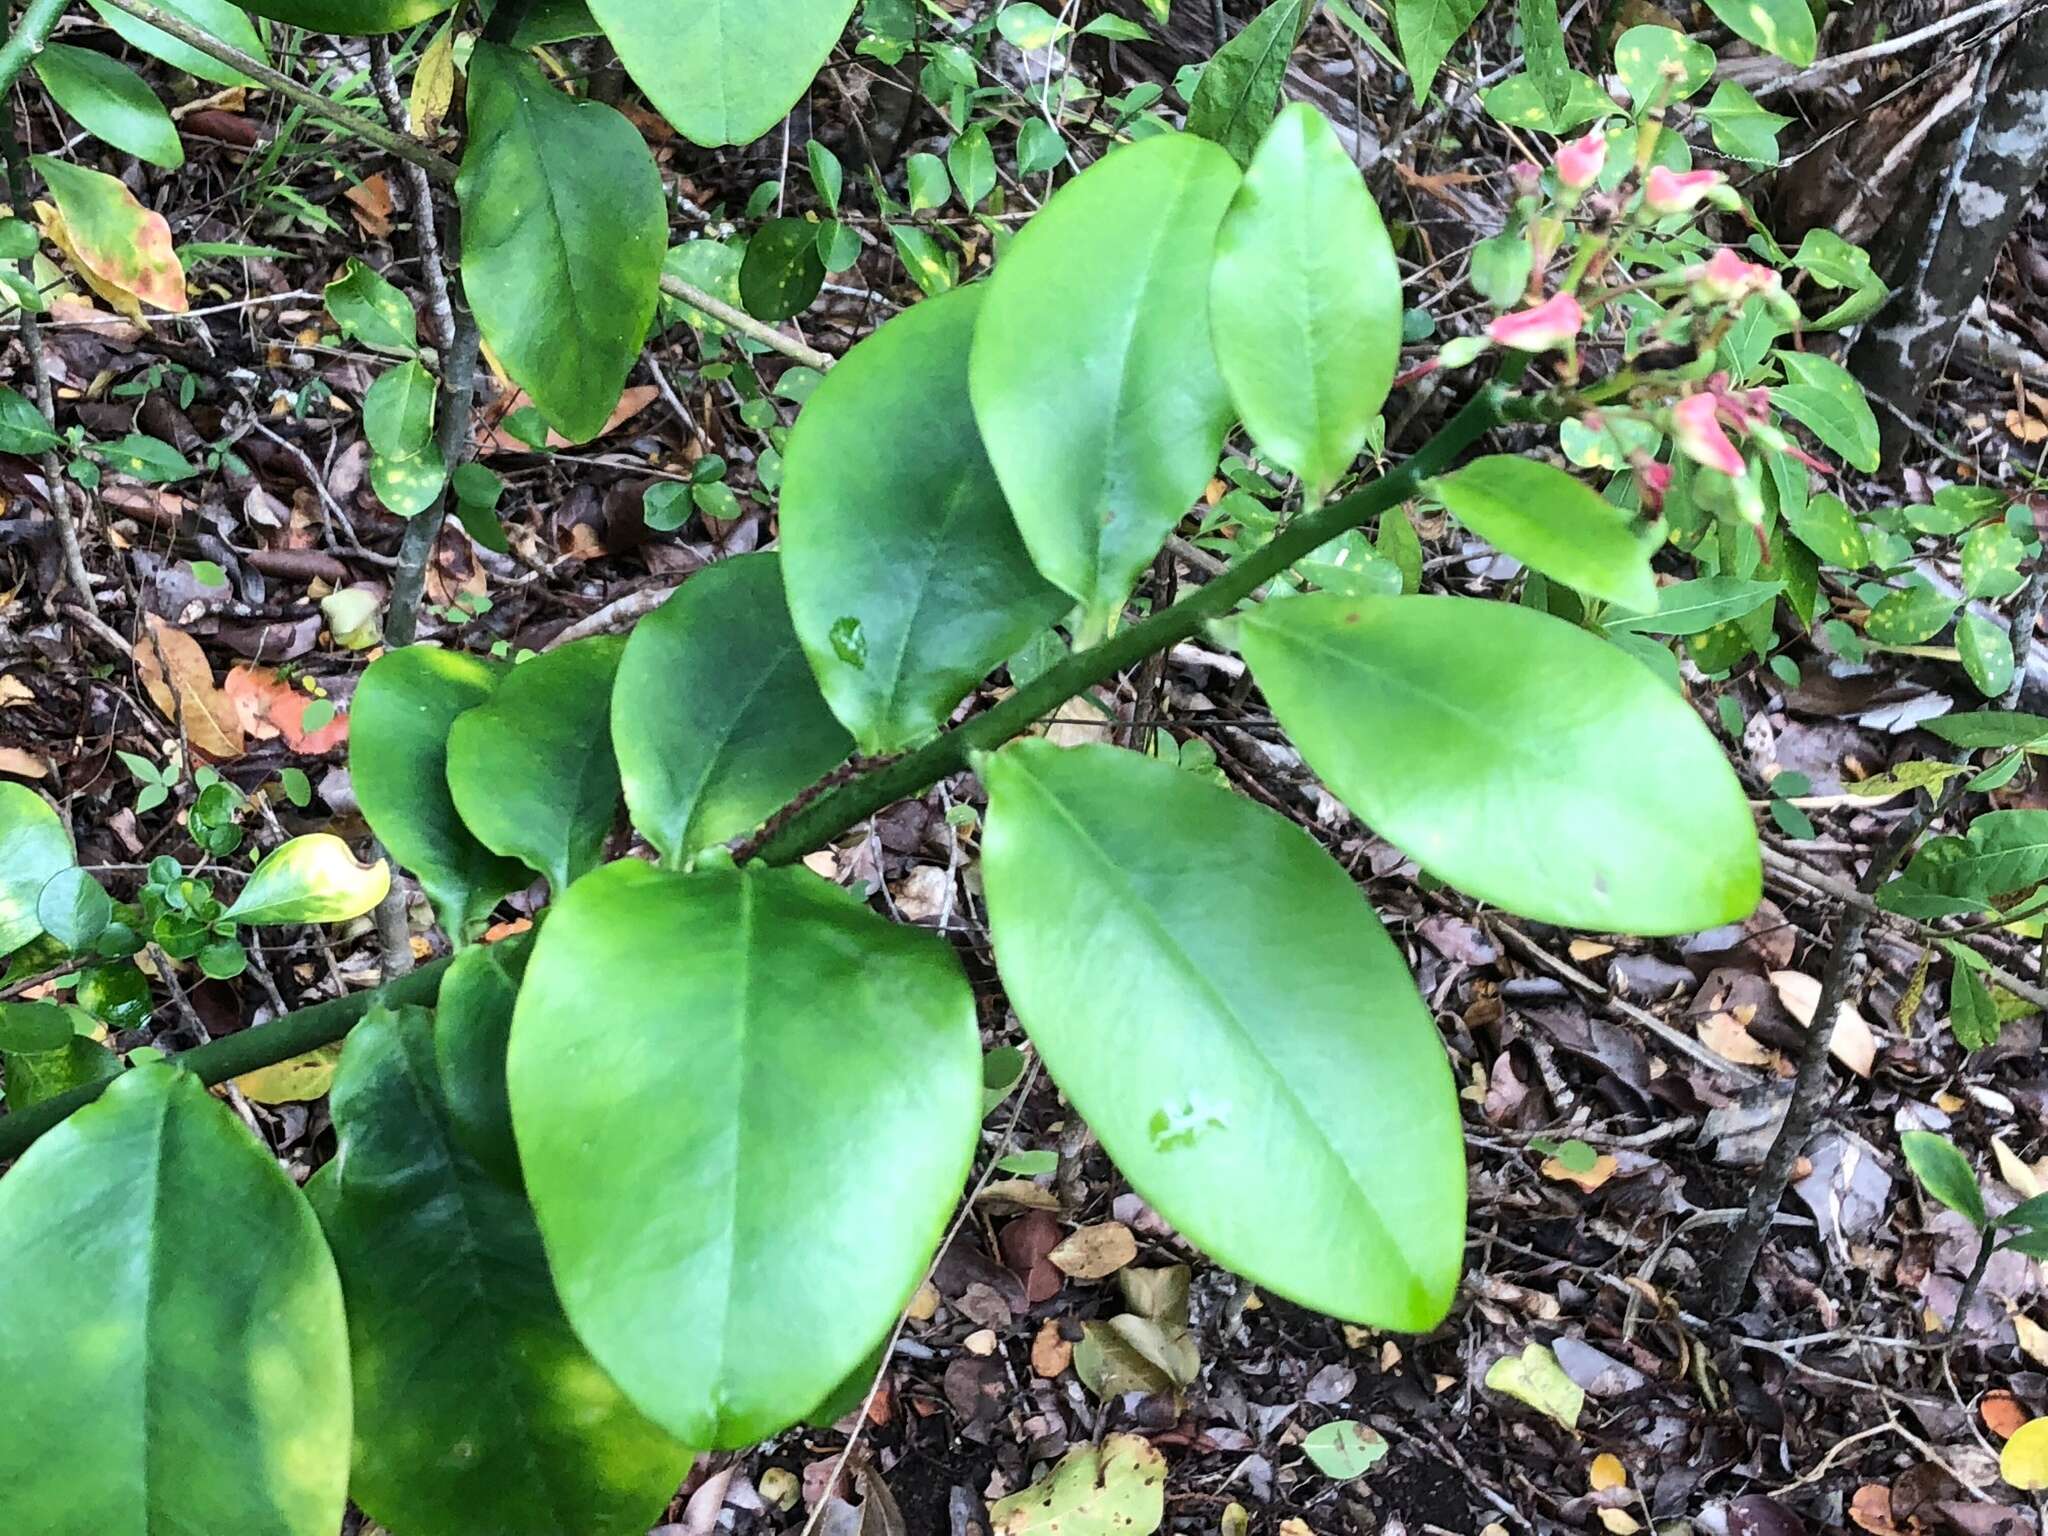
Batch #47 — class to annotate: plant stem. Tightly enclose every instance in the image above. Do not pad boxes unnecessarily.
[1950,1226,1997,1338]
[659,273,835,370]
[0,381,1523,1162]
[90,0,457,184]
[0,0,67,99]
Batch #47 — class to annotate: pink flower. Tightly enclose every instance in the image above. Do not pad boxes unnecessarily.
[1688,248,1780,304]
[1671,393,1745,477]
[1486,292,1586,353]
[1644,167,1724,216]
[1555,129,1608,192]
[1510,160,1543,198]
[1632,457,1673,513]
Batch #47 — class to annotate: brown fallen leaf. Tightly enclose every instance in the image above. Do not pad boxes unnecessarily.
[1049,1221,1139,1280]
[1849,1483,1905,1536]
[477,384,659,454]
[1698,1006,1778,1067]
[2015,1314,2048,1369]
[1983,1390,2029,1440]
[1771,970,1877,1077]
[136,615,244,759]
[0,747,50,780]
[1031,1317,1072,1379]
[346,174,394,238]
[222,666,349,754]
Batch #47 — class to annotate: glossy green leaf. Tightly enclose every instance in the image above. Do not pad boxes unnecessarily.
[1962,523,2028,601]
[970,133,1241,635]
[1879,811,2048,919]
[1,1002,118,1112]
[1902,1130,1986,1229]
[613,554,852,865]
[1429,456,1657,610]
[350,647,528,942]
[948,122,997,208]
[33,45,183,168]
[458,44,665,443]
[1210,103,1400,498]
[433,936,531,1188]
[1237,594,1760,934]
[1705,0,1816,66]
[223,834,391,926]
[370,443,449,519]
[320,1007,692,1536]
[325,257,418,355]
[781,286,1069,754]
[1696,80,1791,167]
[35,865,111,949]
[1478,69,1615,133]
[236,0,452,32]
[1394,0,1485,101]
[363,360,436,460]
[0,1064,350,1533]
[582,0,856,146]
[1959,613,2015,699]
[738,216,827,321]
[979,739,1464,1327]
[86,0,266,87]
[1773,350,1880,472]
[0,783,74,957]
[0,384,61,454]
[507,858,981,1446]
[1604,575,1781,637]
[447,637,625,894]
[1186,0,1309,168]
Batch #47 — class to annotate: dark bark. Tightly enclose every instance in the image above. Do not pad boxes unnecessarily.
[1848,9,2048,463]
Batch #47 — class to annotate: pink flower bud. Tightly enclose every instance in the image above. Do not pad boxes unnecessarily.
[1632,456,1673,514]
[1510,160,1543,198]
[1644,167,1725,216]
[1554,129,1608,192]
[1671,393,1745,477]
[1486,292,1586,354]
[1687,248,1780,305]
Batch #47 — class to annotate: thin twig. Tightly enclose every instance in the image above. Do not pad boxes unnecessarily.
[660,273,836,371]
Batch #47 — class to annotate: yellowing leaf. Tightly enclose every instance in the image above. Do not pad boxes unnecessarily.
[31,157,185,315]
[989,1433,1166,1535]
[2001,1416,2048,1488]
[2015,1314,2048,1369]
[1589,1453,1628,1492]
[1995,1136,2048,1199]
[1048,1221,1139,1280]
[135,615,244,760]
[232,1044,343,1104]
[1598,1512,1641,1535]
[1483,1342,1583,1430]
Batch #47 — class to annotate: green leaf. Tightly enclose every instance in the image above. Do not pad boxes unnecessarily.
[1705,0,1816,66]
[1773,350,1881,472]
[0,1064,350,1533]
[325,257,419,355]
[1959,613,2015,699]
[3,1025,121,1111]
[1604,575,1782,636]
[350,647,528,943]
[1186,0,1309,167]
[1518,0,1571,124]
[582,0,856,146]
[433,937,531,1188]
[781,286,1068,754]
[660,239,745,335]
[1696,80,1791,167]
[0,383,61,454]
[1477,69,1615,133]
[1210,103,1401,498]
[988,1435,1167,1535]
[1879,810,2048,918]
[1302,1420,1390,1480]
[613,553,852,865]
[980,740,1463,1326]
[35,865,111,949]
[970,133,1241,635]
[446,636,625,894]
[223,833,391,926]
[85,0,266,87]
[889,224,956,296]
[101,431,198,482]
[1950,958,2002,1050]
[1923,711,2048,749]
[1614,24,1714,109]
[1901,1130,1987,1229]
[907,151,950,211]
[1962,523,2028,601]
[33,44,183,169]
[319,1007,692,1536]
[237,0,452,29]
[1237,595,1760,934]
[458,44,665,444]
[1394,0,1486,101]
[1865,585,1957,646]
[1793,229,1889,329]
[1429,456,1657,610]
[371,443,449,518]
[0,782,74,957]
[948,122,997,209]
[738,216,827,322]
[998,2,1069,48]
[1783,489,1868,569]
[451,461,511,552]
[507,858,982,1447]
[363,360,437,460]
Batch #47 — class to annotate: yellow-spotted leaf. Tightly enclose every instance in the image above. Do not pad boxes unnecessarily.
[32,155,185,315]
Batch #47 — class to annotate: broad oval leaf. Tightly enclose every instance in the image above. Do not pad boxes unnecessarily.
[1236,594,1760,934]
[582,0,856,147]
[238,0,453,32]
[1901,1130,1986,1229]
[970,132,1242,636]
[350,646,528,942]
[0,1064,350,1534]
[738,216,826,322]
[1186,0,1309,167]
[1210,102,1401,498]
[507,858,981,1447]
[979,739,1465,1328]
[458,44,665,444]
[363,360,436,460]
[0,783,74,957]
[223,834,391,926]
[433,935,531,1188]
[447,636,625,894]
[1429,456,1657,611]
[32,154,186,315]
[781,285,1069,753]
[1704,0,1815,66]
[85,0,266,88]
[1773,349,1880,473]
[34,44,183,169]
[320,1007,692,1536]
[613,554,853,865]
[325,257,419,356]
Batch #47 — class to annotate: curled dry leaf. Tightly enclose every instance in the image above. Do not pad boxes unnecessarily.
[135,615,244,760]
[1031,1317,1072,1379]
[1848,1484,1904,1536]
[1770,970,1877,1078]
[1982,1389,2028,1440]
[1697,1005,1778,1068]
[222,667,349,754]
[1049,1221,1139,1280]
